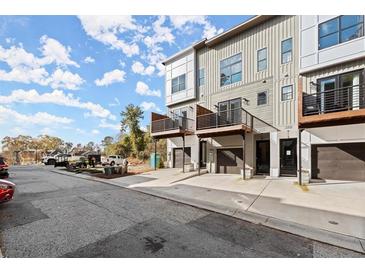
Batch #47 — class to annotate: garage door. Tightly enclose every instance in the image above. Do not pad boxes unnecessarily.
[173,147,191,168]
[217,148,243,174]
[311,143,365,181]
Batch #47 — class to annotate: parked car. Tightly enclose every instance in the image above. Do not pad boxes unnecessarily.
[42,155,57,165]
[104,155,127,166]
[0,157,9,179]
[0,179,15,204]
[54,154,71,167]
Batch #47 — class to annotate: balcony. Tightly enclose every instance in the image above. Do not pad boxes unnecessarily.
[151,112,194,139]
[300,84,365,128]
[196,105,254,138]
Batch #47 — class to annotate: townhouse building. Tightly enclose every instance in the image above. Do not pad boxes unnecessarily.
[150,15,365,183]
[298,15,365,182]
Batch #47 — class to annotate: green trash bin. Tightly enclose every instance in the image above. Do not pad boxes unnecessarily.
[150,153,160,169]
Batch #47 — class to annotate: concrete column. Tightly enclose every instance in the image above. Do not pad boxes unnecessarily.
[270,131,279,177]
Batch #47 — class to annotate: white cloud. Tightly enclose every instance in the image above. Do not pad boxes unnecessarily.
[0,89,114,120]
[78,16,142,57]
[95,69,126,86]
[39,35,79,67]
[169,16,223,39]
[135,81,161,97]
[119,60,126,67]
[140,101,161,112]
[83,56,95,63]
[91,129,100,135]
[0,105,73,126]
[131,61,155,76]
[0,44,84,90]
[99,119,120,131]
[109,97,120,107]
[142,16,174,77]
[47,68,84,90]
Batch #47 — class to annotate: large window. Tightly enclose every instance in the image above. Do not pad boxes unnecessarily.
[220,53,242,87]
[281,38,292,64]
[257,91,268,105]
[281,85,293,101]
[198,68,205,86]
[257,48,267,71]
[319,16,364,50]
[172,74,186,93]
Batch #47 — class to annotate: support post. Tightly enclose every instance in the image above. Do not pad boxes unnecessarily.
[182,134,185,173]
[154,138,157,170]
[242,132,246,180]
[298,128,303,185]
[198,137,201,176]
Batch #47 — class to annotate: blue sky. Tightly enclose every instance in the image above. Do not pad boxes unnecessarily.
[0,15,252,145]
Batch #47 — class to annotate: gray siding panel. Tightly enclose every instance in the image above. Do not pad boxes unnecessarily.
[196,15,299,130]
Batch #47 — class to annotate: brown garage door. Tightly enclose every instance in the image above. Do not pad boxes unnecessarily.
[173,147,191,168]
[311,143,365,181]
[217,148,243,174]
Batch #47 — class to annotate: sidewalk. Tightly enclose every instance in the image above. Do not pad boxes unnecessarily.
[51,168,365,253]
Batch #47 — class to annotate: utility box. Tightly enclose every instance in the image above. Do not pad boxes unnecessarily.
[150,153,160,169]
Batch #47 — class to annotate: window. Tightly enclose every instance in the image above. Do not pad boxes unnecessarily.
[198,68,205,86]
[220,53,242,86]
[172,74,186,93]
[257,91,267,105]
[257,48,267,71]
[281,38,292,64]
[319,15,364,50]
[281,85,293,101]
[173,107,188,118]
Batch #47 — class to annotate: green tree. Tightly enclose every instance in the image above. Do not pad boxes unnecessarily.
[120,104,145,158]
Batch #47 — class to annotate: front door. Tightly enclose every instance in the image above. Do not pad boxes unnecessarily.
[280,139,297,176]
[199,141,207,168]
[256,140,270,174]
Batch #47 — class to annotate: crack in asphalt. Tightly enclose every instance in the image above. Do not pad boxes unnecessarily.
[77,196,138,225]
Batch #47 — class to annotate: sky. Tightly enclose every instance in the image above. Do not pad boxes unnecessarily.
[0,15,252,146]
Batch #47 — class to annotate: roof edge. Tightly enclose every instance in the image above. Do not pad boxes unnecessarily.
[205,15,276,46]
[162,39,206,65]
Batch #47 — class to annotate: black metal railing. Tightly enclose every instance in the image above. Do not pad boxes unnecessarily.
[151,116,194,133]
[196,108,253,130]
[303,84,365,116]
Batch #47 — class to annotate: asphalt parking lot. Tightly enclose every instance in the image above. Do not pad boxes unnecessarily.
[0,165,363,258]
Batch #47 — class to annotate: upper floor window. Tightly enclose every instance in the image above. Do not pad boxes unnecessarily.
[172,74,186,93]
[220,53,242,87]
[281,38,292,64]
[198,68,205,86]
[319,15,364,50]
[281,85,293,101]
[257,91,268,105]
[257,48,267,71]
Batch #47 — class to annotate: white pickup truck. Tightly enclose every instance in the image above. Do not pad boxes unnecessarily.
[104,155,127,166]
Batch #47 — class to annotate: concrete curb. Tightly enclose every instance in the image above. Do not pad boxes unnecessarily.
[51,168,365,254]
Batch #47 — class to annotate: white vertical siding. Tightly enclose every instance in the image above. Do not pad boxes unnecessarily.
[196,15,299,130]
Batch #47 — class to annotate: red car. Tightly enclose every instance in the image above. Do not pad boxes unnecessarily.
[0,179,15,204]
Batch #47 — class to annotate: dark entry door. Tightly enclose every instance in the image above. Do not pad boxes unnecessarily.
[256,140,270,174]
[173,147,191,168]
[199,141,207,168]
[217,148,243,174]
[280,139,297,176]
